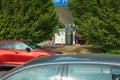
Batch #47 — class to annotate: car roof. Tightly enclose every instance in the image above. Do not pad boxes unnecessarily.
[24,54,120,66]
[1,54,120,77]
[0,40,27,43]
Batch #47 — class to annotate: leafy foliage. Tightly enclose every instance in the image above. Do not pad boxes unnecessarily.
[0,0,58,43]
[68,0,120,54]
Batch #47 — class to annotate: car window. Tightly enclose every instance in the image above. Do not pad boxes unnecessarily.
[14,42,30,50]
[0,42,15,49]
[4,65,59,80]
[0,43,5,48]
[112,67,120,80]
[24,42,43,50]
[67,64,110,80]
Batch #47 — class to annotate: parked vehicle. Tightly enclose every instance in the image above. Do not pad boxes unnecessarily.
[0,40,62,66]
[0,54,120,80]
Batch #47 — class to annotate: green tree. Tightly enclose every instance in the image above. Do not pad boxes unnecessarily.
[69,0,120,54]
[0,0,58,43]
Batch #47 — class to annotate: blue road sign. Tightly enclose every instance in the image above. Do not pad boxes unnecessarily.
[52,0,68,6]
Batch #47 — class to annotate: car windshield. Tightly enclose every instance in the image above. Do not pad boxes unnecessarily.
[24,42,43,50]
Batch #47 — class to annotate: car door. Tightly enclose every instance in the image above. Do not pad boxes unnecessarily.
[13,42,35,63]
[0,42,16,64]
[2,64,63,80]
[63,63,120,80]
[67,64,110,80]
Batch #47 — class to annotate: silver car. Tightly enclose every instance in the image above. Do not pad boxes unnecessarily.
[0,54,120,80]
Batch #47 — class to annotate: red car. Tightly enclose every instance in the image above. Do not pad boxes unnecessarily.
[0,40,62,66]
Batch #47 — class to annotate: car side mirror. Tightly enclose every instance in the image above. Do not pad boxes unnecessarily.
[25,47,31,53]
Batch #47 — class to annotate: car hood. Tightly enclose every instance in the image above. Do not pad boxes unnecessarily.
[32,49,62,54]
[45,49,62,54]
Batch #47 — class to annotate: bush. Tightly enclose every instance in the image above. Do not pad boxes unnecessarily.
[106,49,120,54]
[0,0,58,43]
